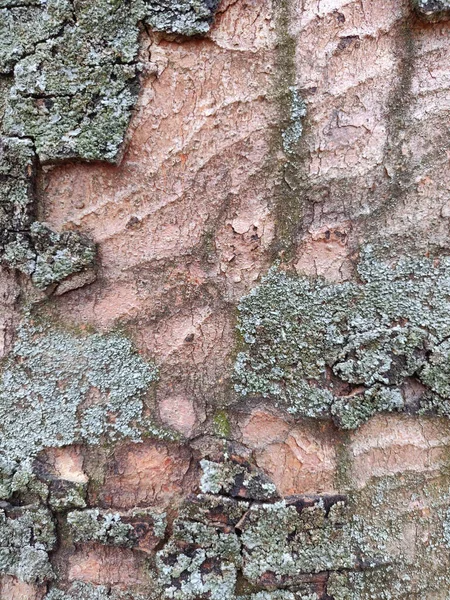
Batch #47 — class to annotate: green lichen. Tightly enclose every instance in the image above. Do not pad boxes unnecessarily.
[4,0,142,162]
[0,135,97,290]
[0,319,160,464]
[0,504,55,583]
[1,0,220,163]
[0,136,35,245]
[235,248,450,428]
[213,410,231,439]
[48,482,87,511]
[0,0,72,74]
[0,457,48,502]
[0,454,89,510]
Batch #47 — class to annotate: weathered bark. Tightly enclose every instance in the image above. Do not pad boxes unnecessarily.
[1,0,450,598]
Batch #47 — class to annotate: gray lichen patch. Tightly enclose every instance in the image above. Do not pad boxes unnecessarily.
[200,458,278,501]
[0,503,55,583]
[45,581,151,600]
[234,248,450,428]
[0,75,12,122]
[157,459,366,600]
[0,319,160,464]
[0,0,72,74]
[146,0,220,36]
[240,498,357,588]
[325,470,450,599]
[413,0,450,21]
[156,497,244,600]
[67,507,166,550]
[67,509,136,547]
[2,0,221,164]
[177,493,250,529]
[0,456,49,505]
[326,569,421,600]
[157,450,450,600]
[45,583,113,600]
[237,593,319,600]
[47,480,87,511]
[4,222,96,289]
[0,453,88,510]
[4,0,143,163]
[0,135,97,290]
[0,135,35,237]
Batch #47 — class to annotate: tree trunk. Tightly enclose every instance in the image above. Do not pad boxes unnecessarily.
[1,0,450,598]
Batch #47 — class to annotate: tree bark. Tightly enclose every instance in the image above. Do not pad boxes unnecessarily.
[1,0,450,598]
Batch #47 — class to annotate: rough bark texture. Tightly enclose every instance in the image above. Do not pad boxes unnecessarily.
[1,0,450,598]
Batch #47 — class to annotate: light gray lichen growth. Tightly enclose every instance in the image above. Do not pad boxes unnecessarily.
[160,453,450,599]
[5,221,96,289]
[0,454,88,510]
[0,320,172,584]
[156,491,380,599]
[237,593,318,600]
[0,134,96,290]
[157,443,450,599]
[200,458,278,500]
[156,495,245,600]
[241,499,357,587]
[67,509,135,547]
[281,87,306,155]
[157,459,373,600]
[146,0,220,36]
[0,504,55,583]
[413,0,450,21]
[45,583,113,600]
[67,507,166,548]
[0,319,162,464]
[45,581,150,600]
[235,248,450,428]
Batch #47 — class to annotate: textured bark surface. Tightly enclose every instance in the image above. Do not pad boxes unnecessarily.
[1,0,450,598]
